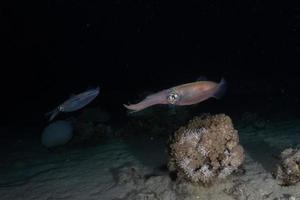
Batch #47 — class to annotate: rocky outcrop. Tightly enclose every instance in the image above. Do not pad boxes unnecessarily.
[275,148,300,186]
[168,113,245,185]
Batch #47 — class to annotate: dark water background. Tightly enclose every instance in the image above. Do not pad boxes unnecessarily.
[1,0,300,166]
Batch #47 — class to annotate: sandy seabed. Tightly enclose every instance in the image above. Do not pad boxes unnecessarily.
[0,118,300,200]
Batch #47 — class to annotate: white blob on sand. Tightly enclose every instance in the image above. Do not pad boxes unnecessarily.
[41,120,73,148]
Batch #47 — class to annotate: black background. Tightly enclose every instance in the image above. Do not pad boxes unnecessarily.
[2,0,300,125]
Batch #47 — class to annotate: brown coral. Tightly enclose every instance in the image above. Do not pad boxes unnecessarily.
[275,148,300,186]
[168,113,245,185]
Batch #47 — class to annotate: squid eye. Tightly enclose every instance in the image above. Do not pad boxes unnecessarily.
[58,106,64,111]
[167,90,180,104]
[170,93,178,100]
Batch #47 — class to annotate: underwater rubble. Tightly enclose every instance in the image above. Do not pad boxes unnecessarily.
[67,120,111,148]
[68,107,112,148]
[2,108,300,200]
[274,148,300,186]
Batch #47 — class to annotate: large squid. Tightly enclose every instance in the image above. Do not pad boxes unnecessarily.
[124,78,227,112]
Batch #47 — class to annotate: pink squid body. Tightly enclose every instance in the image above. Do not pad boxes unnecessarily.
[123,90,169,112]
[124,78,227,112]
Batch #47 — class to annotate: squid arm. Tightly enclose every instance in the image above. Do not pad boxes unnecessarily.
[123,90,168,112]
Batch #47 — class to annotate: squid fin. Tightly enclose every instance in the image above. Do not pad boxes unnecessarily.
[213,78,227,99]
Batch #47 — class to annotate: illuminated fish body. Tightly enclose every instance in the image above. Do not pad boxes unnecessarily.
[124,78,226,112]
[46,86,100,121]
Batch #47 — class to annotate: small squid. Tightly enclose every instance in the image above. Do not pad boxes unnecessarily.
[124,78,227,112]
[46,87,100,121]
